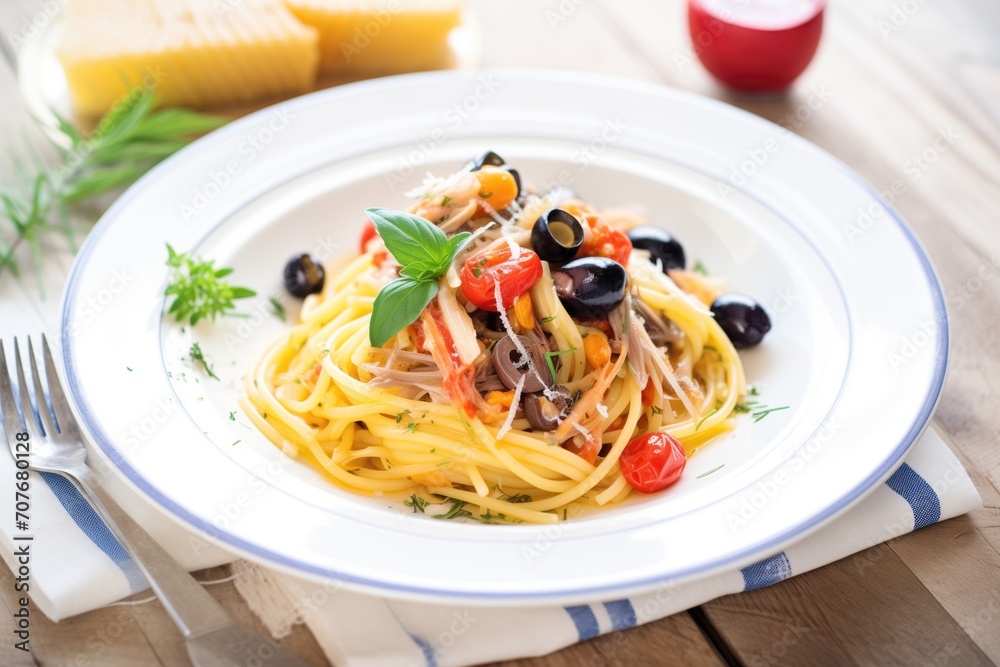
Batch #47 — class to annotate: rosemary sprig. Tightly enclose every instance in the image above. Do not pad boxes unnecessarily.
[0,87,226,287]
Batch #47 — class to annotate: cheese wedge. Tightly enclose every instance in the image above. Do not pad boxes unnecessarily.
[57,0,319,116]
[285,0,462,74]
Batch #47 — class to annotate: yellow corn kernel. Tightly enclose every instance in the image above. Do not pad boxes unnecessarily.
[486,390,515,409]
[514,294,535,330]
[584,332,611,369]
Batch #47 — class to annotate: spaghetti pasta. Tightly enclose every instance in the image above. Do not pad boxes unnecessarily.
[243,155,750,523]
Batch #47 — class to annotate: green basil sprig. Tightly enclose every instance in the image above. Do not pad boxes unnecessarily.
[366,208,470,347]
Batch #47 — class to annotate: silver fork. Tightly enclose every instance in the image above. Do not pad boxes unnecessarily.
[0,336,309,667]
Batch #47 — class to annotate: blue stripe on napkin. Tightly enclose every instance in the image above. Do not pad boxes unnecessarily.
[406,633,438,667]
[384,602,438,667]
[741,551,792,591]
[38,472,147,593]
[885,463,941,530]
[564,605,600,640]
[603,599,637,631]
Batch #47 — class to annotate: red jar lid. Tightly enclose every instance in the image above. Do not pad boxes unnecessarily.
[688,0,825,92]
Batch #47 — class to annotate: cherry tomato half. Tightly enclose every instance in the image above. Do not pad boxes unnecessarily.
[619,431,687,494]
[460,247,542,312]
[360,220,378,252]
[579,216,632,266]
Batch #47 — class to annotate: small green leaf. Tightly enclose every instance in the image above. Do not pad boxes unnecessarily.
[365,207,450,269]
[369,277,438,348]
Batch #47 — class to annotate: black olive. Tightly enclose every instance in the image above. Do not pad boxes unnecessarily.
[551,257,627,319]
[524,386,572,431]
[283,254,325,298]
[627,226,686,272]
[710,294,771,349]
[531,209,584,263]
[491,335,552,393]
[466,150,506,171]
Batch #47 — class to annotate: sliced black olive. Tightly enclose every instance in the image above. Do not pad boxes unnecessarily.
[551,257,627,319]
[710,294,771,349]
[466,150,506,171]
[627,226,686,272]
[283,253,325,298]
[531,208,584,263]
[524,386,572,431]
[491,335,552,393]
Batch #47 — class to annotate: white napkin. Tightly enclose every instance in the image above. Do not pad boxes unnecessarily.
[0,426,980,666]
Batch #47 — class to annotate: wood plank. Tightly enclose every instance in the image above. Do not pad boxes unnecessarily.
[702,543,993,666]
[886,430,1000,660]
[488,611,725,667]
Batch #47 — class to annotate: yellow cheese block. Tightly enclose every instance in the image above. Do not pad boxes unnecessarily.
[57,0,319,116]
[285,0,462,74]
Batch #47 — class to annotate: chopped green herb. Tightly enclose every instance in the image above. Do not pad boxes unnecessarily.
[504,493,532,504]
[540,316,556,324]
[396,410,411,424]
[231,440,241,446]
[651,405,664,415]
[429,448,436,453]
[406,422,418,433]
[269,296,286,321]
[543,347,577,383]
[404,494,429,513]
[693,260,708,275]
[189,342,219,381]
[432,499,473,520]
[562,508,568,521]
[695,408,718,431]
[697,464,725,479]
[126,366,133,372]
[441,196,453,206]
[435,461,451,468]
[229,411,236,421]
[752,405,789,423]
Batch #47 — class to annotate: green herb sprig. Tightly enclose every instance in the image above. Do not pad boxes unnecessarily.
[0,88,225,287]
[366,207,470,347]
[165,244,256,325]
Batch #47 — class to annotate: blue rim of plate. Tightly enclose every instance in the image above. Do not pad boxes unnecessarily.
[60,69,949,602]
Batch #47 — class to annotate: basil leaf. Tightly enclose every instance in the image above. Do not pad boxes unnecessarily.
[443,232,472,268]
[369,277,439,347]
[399,232,471,280]
[366,207,449,269]
[399,262,445,281]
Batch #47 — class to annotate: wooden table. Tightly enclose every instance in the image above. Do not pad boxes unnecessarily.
[2,1,999,665]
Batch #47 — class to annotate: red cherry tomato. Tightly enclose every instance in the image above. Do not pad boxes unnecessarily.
[619,431,687,494]
[360,220,378,252]
[579,216,632,266]
[460,247,543,312]
[688,0,824,92]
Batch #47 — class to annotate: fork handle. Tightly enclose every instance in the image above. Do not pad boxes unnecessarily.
[72,463,234,639]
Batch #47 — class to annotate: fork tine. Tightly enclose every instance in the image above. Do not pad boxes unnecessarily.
[13,340,40,437]
[41,334,78,437]
[0,341,24,435]
[27,338,59,439]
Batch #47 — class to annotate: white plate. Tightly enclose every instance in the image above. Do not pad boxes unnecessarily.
[61,70,947,606]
